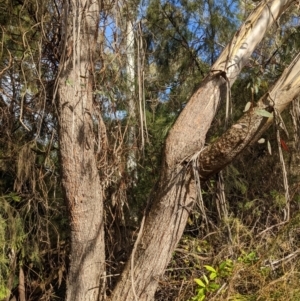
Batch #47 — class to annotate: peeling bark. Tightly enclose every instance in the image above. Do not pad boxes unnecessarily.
[198,52,300,179]
[112,1,294,300]
[212,0,294,84]
[126,19,138,181]
[56,0,297,300]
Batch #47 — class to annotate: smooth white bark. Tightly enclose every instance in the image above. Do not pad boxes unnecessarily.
[213,0,294,85]
[126,20,138,180]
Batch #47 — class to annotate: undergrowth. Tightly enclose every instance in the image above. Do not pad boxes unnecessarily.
[155,212,300,300]
[155,144,300,301]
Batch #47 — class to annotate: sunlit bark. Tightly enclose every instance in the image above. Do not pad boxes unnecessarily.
[126,19,138,182]
[57,1,106,300]
[112,1,295,300]
[198,52,300,179]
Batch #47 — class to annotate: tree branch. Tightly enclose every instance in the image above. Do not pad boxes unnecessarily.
[198,52,300,180]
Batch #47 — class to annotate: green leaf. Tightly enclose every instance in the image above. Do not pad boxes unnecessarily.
[196,288,205,296]
[9,193,21,202]
[0,285,10,299]
[209,282,220,291]
[243,102,251,112]
[255,109,273,118]
[199,295,205,301]
[203,274,209,284]
[194,278,206,288]
[219,261,227,270]
[204,265,217,273]
[209,272,217,280]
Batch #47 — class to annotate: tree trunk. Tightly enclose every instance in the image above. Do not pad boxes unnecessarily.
[112,0,294,300]
[57,1,105,301]
[126,19,138,182]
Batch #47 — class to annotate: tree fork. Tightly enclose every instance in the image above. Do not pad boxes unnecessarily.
[111,1,295,300]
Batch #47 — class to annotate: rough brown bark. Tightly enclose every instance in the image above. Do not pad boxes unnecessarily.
[57,1,105,301]
[112,167,196,300]
[55,0,296,300]
[112,1,295,300]
[198,52,300,180]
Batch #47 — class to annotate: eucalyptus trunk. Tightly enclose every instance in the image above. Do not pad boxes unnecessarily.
[57,1,105,301]
[111,1,294,300]
[126,19,138,181]
[55,0,297,300]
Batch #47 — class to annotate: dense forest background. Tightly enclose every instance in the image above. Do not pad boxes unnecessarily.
[1,0,300,300]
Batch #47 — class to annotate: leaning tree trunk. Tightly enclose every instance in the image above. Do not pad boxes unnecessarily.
[57,1,105,301]
[112,0,294,300]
